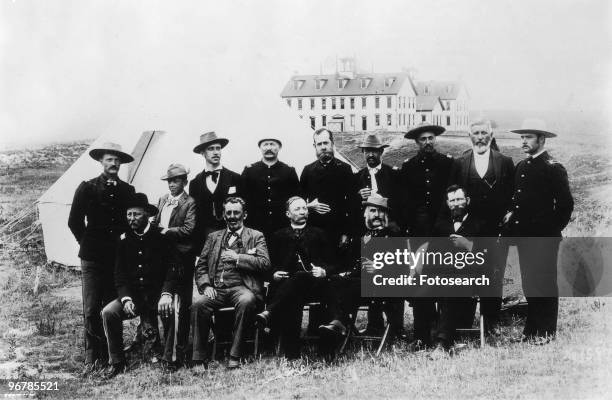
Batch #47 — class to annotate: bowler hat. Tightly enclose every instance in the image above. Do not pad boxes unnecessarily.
[257,138,283,147]
[358,134,389,149]
[126,193,158,215]
[404,124,445,140]
[193,131,229,154]
[160,163,190,180]
[89,142,134,163]
[511,118,557,138]
[362,194,391,211]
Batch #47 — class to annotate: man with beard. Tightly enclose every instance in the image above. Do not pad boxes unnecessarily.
[100,193,179,379]
[300,128,356,248]
[68,142,135,376]
[190,132,242,253]
[241,138,301,240]
[191,197,270,369]
[504,119,573,343]
[255,196,335,359]
[429,185,484,358]
[399,124,453,348]
[445,119,514,333]
[353,134,404,337]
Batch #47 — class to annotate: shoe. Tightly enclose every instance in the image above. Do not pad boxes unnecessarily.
[427,341,450,360]
[101,362,126,380]
[255,311,270,328]
[522,335,552,346]
[318,320,347,338]
[227,356,241,370]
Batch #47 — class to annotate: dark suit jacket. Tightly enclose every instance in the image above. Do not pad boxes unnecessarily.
[189,167,242,252]
[194,226,271,300]
[269,226,335,277]
[154,192,197,255]
[354,163,400,222]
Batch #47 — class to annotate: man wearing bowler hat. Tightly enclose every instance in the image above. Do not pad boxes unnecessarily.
[101,193,179,379]
[68,142,135,376]
[190,132,242,253]
[241,138,300,239]
[504,119,573,343]
[399,124,453,348]
[153,163,197,369]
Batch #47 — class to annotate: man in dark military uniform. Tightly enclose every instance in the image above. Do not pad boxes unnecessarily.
[68,142,135,376]
[399,124,453,348]
[300,128,357,248]
[101,193,179,379]
[241,137,300,239]
[446,119,514,333]
[504,119,573,342]
[190,131,242,253]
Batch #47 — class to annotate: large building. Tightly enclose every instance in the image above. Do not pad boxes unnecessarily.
[280,59,469,133]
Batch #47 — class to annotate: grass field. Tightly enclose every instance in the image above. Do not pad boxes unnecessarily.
[0,134,611,399]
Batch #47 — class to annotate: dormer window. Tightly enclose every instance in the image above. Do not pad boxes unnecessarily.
[337,79,348,89]
[360,78,372,89]
[384,77,395,88]
[315,79,327,90]
[424,86,429,94]
[293,80,305,90]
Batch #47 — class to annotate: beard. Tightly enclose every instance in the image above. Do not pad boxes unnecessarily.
[317,150,334,163]
[450,205,467,220]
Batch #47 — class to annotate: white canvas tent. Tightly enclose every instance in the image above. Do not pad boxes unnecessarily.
[37,101,357,267]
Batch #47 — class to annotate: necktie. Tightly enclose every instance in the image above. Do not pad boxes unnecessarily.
[226,231,238,247]
[368,168,379,193]
[205,170,219,183]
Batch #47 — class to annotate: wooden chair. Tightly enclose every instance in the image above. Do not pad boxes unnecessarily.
[339,301,392,357]
[210,307,261,360]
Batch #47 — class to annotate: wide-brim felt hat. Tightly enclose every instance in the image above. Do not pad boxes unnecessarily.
[257,138,283,147]
[511,118,557,138]
[358,133,389,149]
[404,124,446,139]
[193,131,229,153]
[126,193,158,215]
[160,163,190,180]
[362,194,391,211]
[89,142,134,163]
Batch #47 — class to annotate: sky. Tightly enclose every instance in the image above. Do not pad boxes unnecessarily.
[0,0,610,148]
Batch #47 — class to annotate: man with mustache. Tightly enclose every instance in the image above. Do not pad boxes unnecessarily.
[398,124,453,349]
[241,138,301,240]
[445,119,514,334]
[100,193,179,379]
[191,197,270,369]
[504,119,573,343]
[68,142,135,376]
[255,196,335,359]
[190,132,242,253]
[300,128,357,249]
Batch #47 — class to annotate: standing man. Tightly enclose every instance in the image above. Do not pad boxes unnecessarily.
[399,124,453,348]
[154,163,197,369]
[241,137,300,239]
[68,142,135,376]
[505,119,573,342]
[300,128,356,249]
[446,119,514,332]
[101,193,179,379]
[190,131,242,253]
[191,197,270,369]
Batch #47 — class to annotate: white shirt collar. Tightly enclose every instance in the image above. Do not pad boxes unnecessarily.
[204,165,223,172]
[368,164,382,173]
[530,149,546,159]
[291,222,307,229]
[168,191,184,201]
[134,223,151,237]
[473,148,490,159]
[227,226,244,236]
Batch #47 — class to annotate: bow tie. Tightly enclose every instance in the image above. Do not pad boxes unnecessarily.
[105,179,117,187]
[205,170,219,183]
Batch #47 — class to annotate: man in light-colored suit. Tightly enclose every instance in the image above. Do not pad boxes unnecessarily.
[191,197,270,369]
[153,163,197,369]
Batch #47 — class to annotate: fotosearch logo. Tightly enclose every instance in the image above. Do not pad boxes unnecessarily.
[371,248,486,270]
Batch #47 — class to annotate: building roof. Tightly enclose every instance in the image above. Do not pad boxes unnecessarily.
[415,95,443,111]
[415,81,463,100]
[280,72,413,98]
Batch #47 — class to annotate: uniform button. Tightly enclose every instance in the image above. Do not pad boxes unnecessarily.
[521,174,525,178]
[110,194,114,197]
[425,168,430,172]
[527,161,531,164]
[268,211,272,215]
[426,191,430,195]
[421,160,424,164]
[426,180,430,183]
[267,186,271,189]
[138,265,142,268]
[140,278,144,282]
[268,199,271,202]
[515,205,519,209]
[138,251,142,255]
[515,221,519,224]
[267,176,271,178]
[426,201,431,205]
[518,189,522,193]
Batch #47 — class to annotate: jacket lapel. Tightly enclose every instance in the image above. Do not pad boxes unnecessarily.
[168,192,187,226]
[490,149,502,184]
[209,231,225,280]
[215,168,228,196]
[462,150,472,184]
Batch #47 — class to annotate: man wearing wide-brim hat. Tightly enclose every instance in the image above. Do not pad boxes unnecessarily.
[189,131,242,253]
[68,141,136,376]
[398,123,453,348]
[241,137,300,239]
[101,192,180,379]
[502,118,573,343]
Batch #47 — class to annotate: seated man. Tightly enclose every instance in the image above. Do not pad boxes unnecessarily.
[255,196,335,359]
[101,193,179,379]
[191,197,270,369]
[319,195,405,340]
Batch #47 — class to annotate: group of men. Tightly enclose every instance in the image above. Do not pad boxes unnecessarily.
[68,118,573,378]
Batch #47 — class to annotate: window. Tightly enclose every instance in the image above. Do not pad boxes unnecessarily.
[321,98,326,110]
[315,79,327,90]
[384,77,395,88]
[350,97,355,109]
[387,114,392,126]
[293,80,304,90]
[286,99,292,107]
[337,79,348,89]
[362,116,367,130]
[422,114,426,122]
[332,97,336,110]
[387,96,392,108]
[322,115,327,126]
[310,116,315,129]
[446,101,451,110]
[297,98,302,111]
[350,114,355,127]
[361,97,367,108]
[310,98,315,110]
[375,114,380,126]
[375,97,380,109]
[447,116,451,126]
[340,97,345,109]
[360,78,371,89]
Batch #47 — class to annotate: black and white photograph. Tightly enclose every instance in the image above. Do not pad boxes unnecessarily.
[0,0,611,399]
